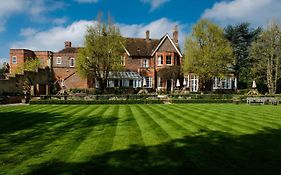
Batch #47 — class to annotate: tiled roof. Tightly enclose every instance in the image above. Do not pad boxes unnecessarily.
[125,38,160,57]
[57,47,81,54]
[56,37,162,57]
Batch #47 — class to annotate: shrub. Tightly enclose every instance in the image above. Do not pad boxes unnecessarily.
[30,99,164,105]
[172,99,233,104]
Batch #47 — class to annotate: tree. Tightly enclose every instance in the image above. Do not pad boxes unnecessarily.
[76,15,125,93]
[183,19,234,91]
[224,23,261,88]
[158,65,181,81]
[14,57,41,74]
[0,63,4,79]
[250,21,281,94]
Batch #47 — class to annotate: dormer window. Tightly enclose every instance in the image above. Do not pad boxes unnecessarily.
[12,56,17,64]
[157,55,163,65]
[57,57,62,64]
[70,58,75,67]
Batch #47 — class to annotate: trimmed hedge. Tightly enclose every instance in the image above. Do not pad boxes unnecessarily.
[30,99,164,105]
[172,99,234,104]
[171,94,234,99]
[30,98,234,105]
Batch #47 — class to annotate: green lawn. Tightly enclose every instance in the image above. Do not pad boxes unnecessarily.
[1,104,281,175]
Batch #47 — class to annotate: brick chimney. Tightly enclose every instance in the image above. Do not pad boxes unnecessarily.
[173,26,178,44]
[146,30,150,41]
[65,41,72,48]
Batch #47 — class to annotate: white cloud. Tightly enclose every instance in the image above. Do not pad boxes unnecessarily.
[11,18,187,52]
[202,0,281,27]
[0,0,66,32]
[52,17,69,25]
[12,20,93,51]
[20,28,38,37]
[141,0,170,11]
[74,0,99,3]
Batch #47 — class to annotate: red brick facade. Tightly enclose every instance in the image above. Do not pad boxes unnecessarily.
[9,27,183,91]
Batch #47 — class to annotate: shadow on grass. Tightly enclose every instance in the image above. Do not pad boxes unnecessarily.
[25,129,281,175]
[0,110,118,169]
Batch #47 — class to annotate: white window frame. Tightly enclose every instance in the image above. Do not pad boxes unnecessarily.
[143,59,149,68]
[57,57,62,65]
[157,55,163,65]
[166,55,172,65]
[145,76,152,88]
[158,77,163,88]
[191,75,199,92]
[69,58,75,67]
[121,56,125,66]
[12,56,17,64]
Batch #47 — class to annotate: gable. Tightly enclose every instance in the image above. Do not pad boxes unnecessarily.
[151,34,183,57]
[157,37,178,53]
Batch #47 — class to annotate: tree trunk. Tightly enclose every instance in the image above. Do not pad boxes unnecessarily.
[274,55,279,94]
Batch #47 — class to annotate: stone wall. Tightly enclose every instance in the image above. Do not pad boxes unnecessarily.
[0,68,51,95]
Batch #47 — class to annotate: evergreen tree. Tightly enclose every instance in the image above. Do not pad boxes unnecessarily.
[224,23,261,88]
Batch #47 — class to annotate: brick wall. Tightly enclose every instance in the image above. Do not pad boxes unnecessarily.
[34,51,53,68]
[52,68,89,89]
[0,68,51,95]
[53,53,77,68]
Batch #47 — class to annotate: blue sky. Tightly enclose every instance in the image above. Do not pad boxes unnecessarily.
[1,0,281,65]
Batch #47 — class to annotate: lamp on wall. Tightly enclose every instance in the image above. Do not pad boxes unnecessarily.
[176,79,180,87]
[183,78,187,86]
[252,80,257,89]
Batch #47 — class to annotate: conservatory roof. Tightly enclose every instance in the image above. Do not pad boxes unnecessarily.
[108,71,142,80]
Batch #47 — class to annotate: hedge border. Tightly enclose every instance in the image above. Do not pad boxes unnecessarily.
[30,99,234,105]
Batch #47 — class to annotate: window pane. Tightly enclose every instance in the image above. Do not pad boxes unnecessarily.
[158,56,163,65]
[12,56,17,64]
[70,58,75,67]
[166,55,171,64]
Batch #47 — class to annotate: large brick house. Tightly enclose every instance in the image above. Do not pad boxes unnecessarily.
[9,26,237,93]
[9,27,183,92]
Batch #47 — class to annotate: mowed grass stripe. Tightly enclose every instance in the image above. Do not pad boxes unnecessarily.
[133,105,171,145]
[112,105,144,151]
[6,106,98,175]
[188,105,274,133]
[138,105,172,142]
[152,104,207,132]
[0,105,74,139]
[46,106,106,161]
[169,105,247,134]
[127,105,145,146]
[215,104,281,122]
[146,105,197,137]
[1,104,78,174]
[89,105,119,155]
[0,105,45,113]
[162,104,239,134]
[130,105,165,146]
[2,105,87,165]
[211,105,281,129]
[0,105,58,128]
[180,104,262,134]
[63,105,112,162]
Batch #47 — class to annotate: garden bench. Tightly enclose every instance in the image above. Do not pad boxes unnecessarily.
[247,97,279,105]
